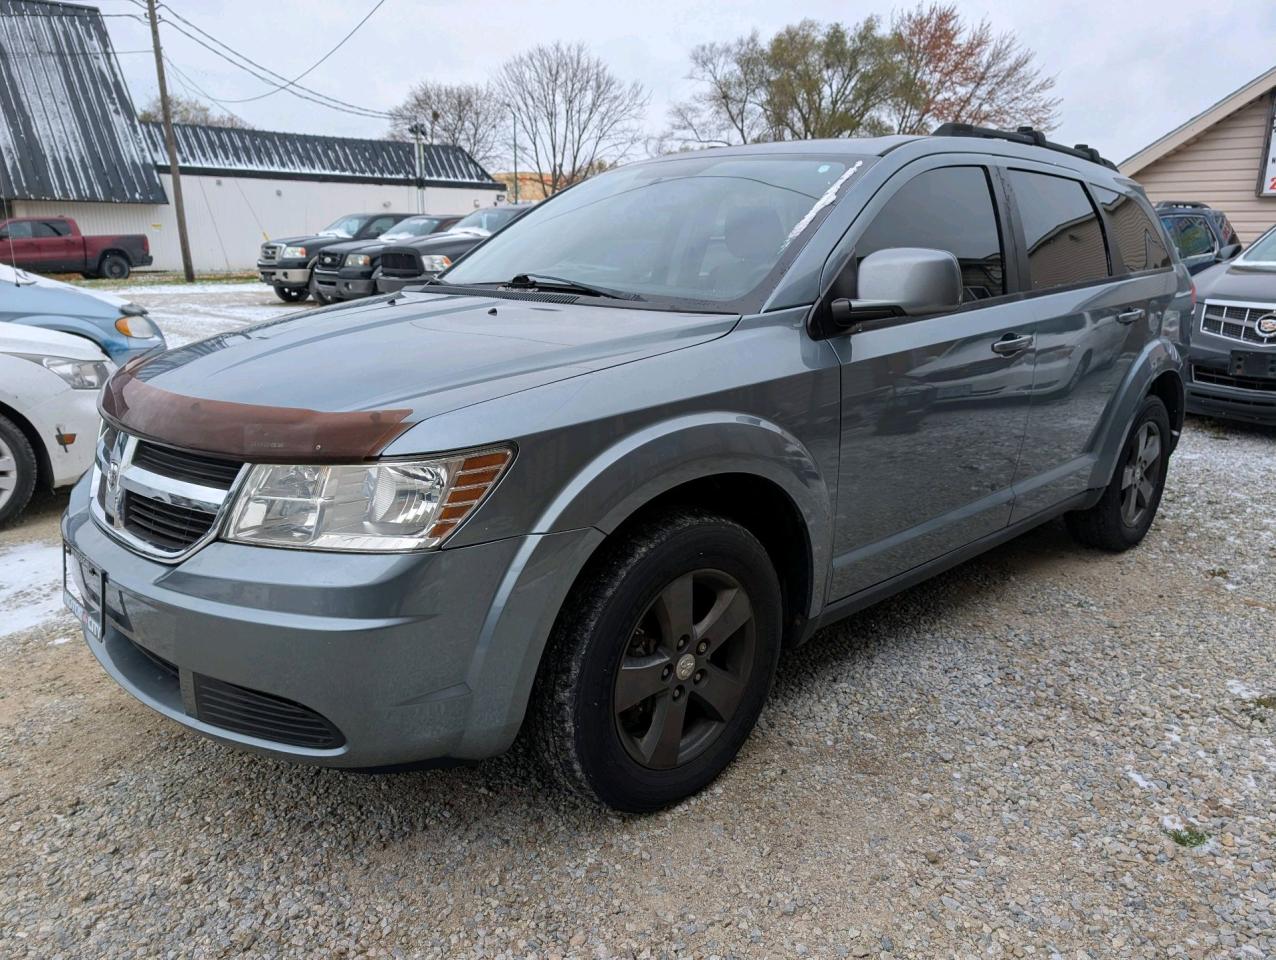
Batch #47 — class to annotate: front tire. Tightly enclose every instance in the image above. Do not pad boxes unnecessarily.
[274,285,309,303]
[535,510,782,812]
[0,414,38,527]
[1065,395,1171,551]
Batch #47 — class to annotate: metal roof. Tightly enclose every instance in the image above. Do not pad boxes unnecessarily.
[0,0,166,203]
[140,122,504,189]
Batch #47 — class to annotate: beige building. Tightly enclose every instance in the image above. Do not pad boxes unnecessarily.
[1121,66,1276,243]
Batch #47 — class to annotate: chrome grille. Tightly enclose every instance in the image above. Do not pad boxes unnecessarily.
[1200,300,1276,345]
[260,242,281,263]
[91,431,246,562]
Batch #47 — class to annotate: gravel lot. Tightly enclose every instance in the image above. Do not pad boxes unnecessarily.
[1,284,1273,958]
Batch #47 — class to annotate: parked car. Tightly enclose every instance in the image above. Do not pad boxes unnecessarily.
[65,126,1190,812]
[376,204,537,293]
[1155,201,1241,275]
[1183,223,1276,424]
[309,214,461,303]
[0,216,153,280]
[0,264,165,362]
[0,325,112,525]
[256,212,415,304]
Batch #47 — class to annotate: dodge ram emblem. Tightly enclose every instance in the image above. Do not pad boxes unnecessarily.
[1256,313,1276,337]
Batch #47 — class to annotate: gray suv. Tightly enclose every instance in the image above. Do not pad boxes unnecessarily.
[63,126,1191,811]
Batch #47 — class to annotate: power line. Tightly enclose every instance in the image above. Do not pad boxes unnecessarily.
[154,5,392,119]
[161,54,252,128]
[214,0,389,104]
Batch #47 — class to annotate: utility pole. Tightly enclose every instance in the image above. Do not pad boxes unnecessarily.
[510,104,519,204]
[146,0,194,282]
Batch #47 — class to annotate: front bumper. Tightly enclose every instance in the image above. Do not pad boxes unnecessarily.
[256,262,310,288]
[312,268,376,300]
[62,477,602,768]
[1185,338,1276,424]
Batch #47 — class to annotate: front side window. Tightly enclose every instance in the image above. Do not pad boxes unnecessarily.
[444,155,872,307]
[449,208,523,235]
[2,221,33,239]
[1161,216,1216,259]
[361,215,401,237]
[322,215,366,237]
[42,220,70,236]
[1093,188,1170,273]
[380,217,443,240]
[855,166,1005,301]
[1008,170,1110,291]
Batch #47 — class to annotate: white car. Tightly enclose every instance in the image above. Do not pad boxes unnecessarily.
[0,325,114,524]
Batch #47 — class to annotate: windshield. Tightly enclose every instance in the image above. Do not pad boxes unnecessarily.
[1238,226,1276,265]
[321,215,368,238]
[448,207,523,235]
[443,155,869,305]
[379,217,443,241]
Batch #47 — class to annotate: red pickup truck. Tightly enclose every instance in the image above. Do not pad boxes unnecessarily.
[0,216,152,280]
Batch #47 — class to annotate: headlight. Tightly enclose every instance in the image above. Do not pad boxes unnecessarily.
[114,314,159,338]
[345,254,372,268]
[282,245,307,259]
[19,355,113,390]
[420,255,452,272]
[225,447,512,551]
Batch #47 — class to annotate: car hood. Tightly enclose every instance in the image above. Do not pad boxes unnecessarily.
[106,293,738,457]
[1194,261,1276,303]
[0,323,111,361]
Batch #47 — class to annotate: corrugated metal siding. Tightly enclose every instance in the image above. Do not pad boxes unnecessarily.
[1133,94,1276,243]
[141,122,502,188]
[0,0,165,203]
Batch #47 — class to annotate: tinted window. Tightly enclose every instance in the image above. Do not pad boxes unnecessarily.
[1008,171,1109,290]
[362,215,401,236]
[2,221,33,239]
[856,166,1005,301]
[1161,215,1215,258]
[1091,187,1170,273]
[31,222,59,238]
[42,220,70,236]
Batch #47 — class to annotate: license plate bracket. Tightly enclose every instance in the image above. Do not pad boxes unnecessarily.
[63,541,106,641]
[1230,350,1276,379]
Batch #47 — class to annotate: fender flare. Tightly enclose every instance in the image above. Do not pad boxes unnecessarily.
[532,410,833,616]
[1086,337,1184,490]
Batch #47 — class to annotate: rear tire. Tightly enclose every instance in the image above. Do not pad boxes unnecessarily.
[0,414,38,527]
[534,510,782,812]
[1065,395,1171,551]
[274,285,309,303]
[98,253,130,281]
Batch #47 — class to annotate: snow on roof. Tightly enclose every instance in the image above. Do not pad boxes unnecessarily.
[140,122,504,189]
[0,0,167,204]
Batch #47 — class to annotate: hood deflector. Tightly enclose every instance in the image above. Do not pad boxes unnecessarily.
[99,358,412,462]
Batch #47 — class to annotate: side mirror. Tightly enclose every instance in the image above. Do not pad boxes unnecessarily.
[1217,243,1241,261]
[825,248,963,333]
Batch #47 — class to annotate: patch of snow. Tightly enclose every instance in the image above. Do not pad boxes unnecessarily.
[0,542,70,639]
[1160,814,1185,832]
[1126,769,1152,790]
[1227,679,1262,701]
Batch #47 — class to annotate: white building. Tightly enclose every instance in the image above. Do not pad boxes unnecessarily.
[0,1,504,273]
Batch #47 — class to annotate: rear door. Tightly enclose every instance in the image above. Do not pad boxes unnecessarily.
[1002,167,1164,520]
[826,160,1035,600]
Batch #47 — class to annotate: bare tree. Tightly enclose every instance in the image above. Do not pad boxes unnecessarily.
[887,3,1059,134]
[386,81,507,169]
[664,34,771,148]
[495,42,649,195]
[137,94,251,129]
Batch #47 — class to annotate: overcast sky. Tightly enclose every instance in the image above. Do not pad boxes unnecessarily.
[102,0,1276,166]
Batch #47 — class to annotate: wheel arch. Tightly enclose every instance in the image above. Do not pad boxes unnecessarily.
[0,399,52,492]
[96,248,130,268]
[1087,338,1185,490]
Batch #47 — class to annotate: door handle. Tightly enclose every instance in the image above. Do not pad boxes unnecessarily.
[1116,308,1146,324]
[991,334,1034,356]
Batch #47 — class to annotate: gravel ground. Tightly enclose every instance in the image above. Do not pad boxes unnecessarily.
[0,284,1273,957]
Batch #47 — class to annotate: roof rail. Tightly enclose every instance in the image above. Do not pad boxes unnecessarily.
[931,122,1119,171]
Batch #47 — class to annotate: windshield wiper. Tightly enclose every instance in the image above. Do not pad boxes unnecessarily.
[506,273,643,301]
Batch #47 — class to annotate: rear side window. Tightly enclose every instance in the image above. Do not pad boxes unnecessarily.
[31,222,59,238]
[42,220,70,236]
[1093,187,1171,273]
[1008,170,1109,291]
[856,166,1005,301]
[1160,216,1216,258]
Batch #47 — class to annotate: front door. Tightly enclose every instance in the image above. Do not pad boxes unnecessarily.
[827,163,1033,600]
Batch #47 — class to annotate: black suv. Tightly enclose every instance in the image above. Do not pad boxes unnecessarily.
[309,214,460,303]
[376,204,537,294]
[256,212,414,303]
[1155,201,1241,275]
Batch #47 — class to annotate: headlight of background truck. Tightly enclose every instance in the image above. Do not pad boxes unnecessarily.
[345,254,372,268]
[225,447,512,551]
[281,245,308,259]
[420,255,452,272]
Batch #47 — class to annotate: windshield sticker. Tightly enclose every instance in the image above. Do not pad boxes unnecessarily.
[782,160,864,249]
